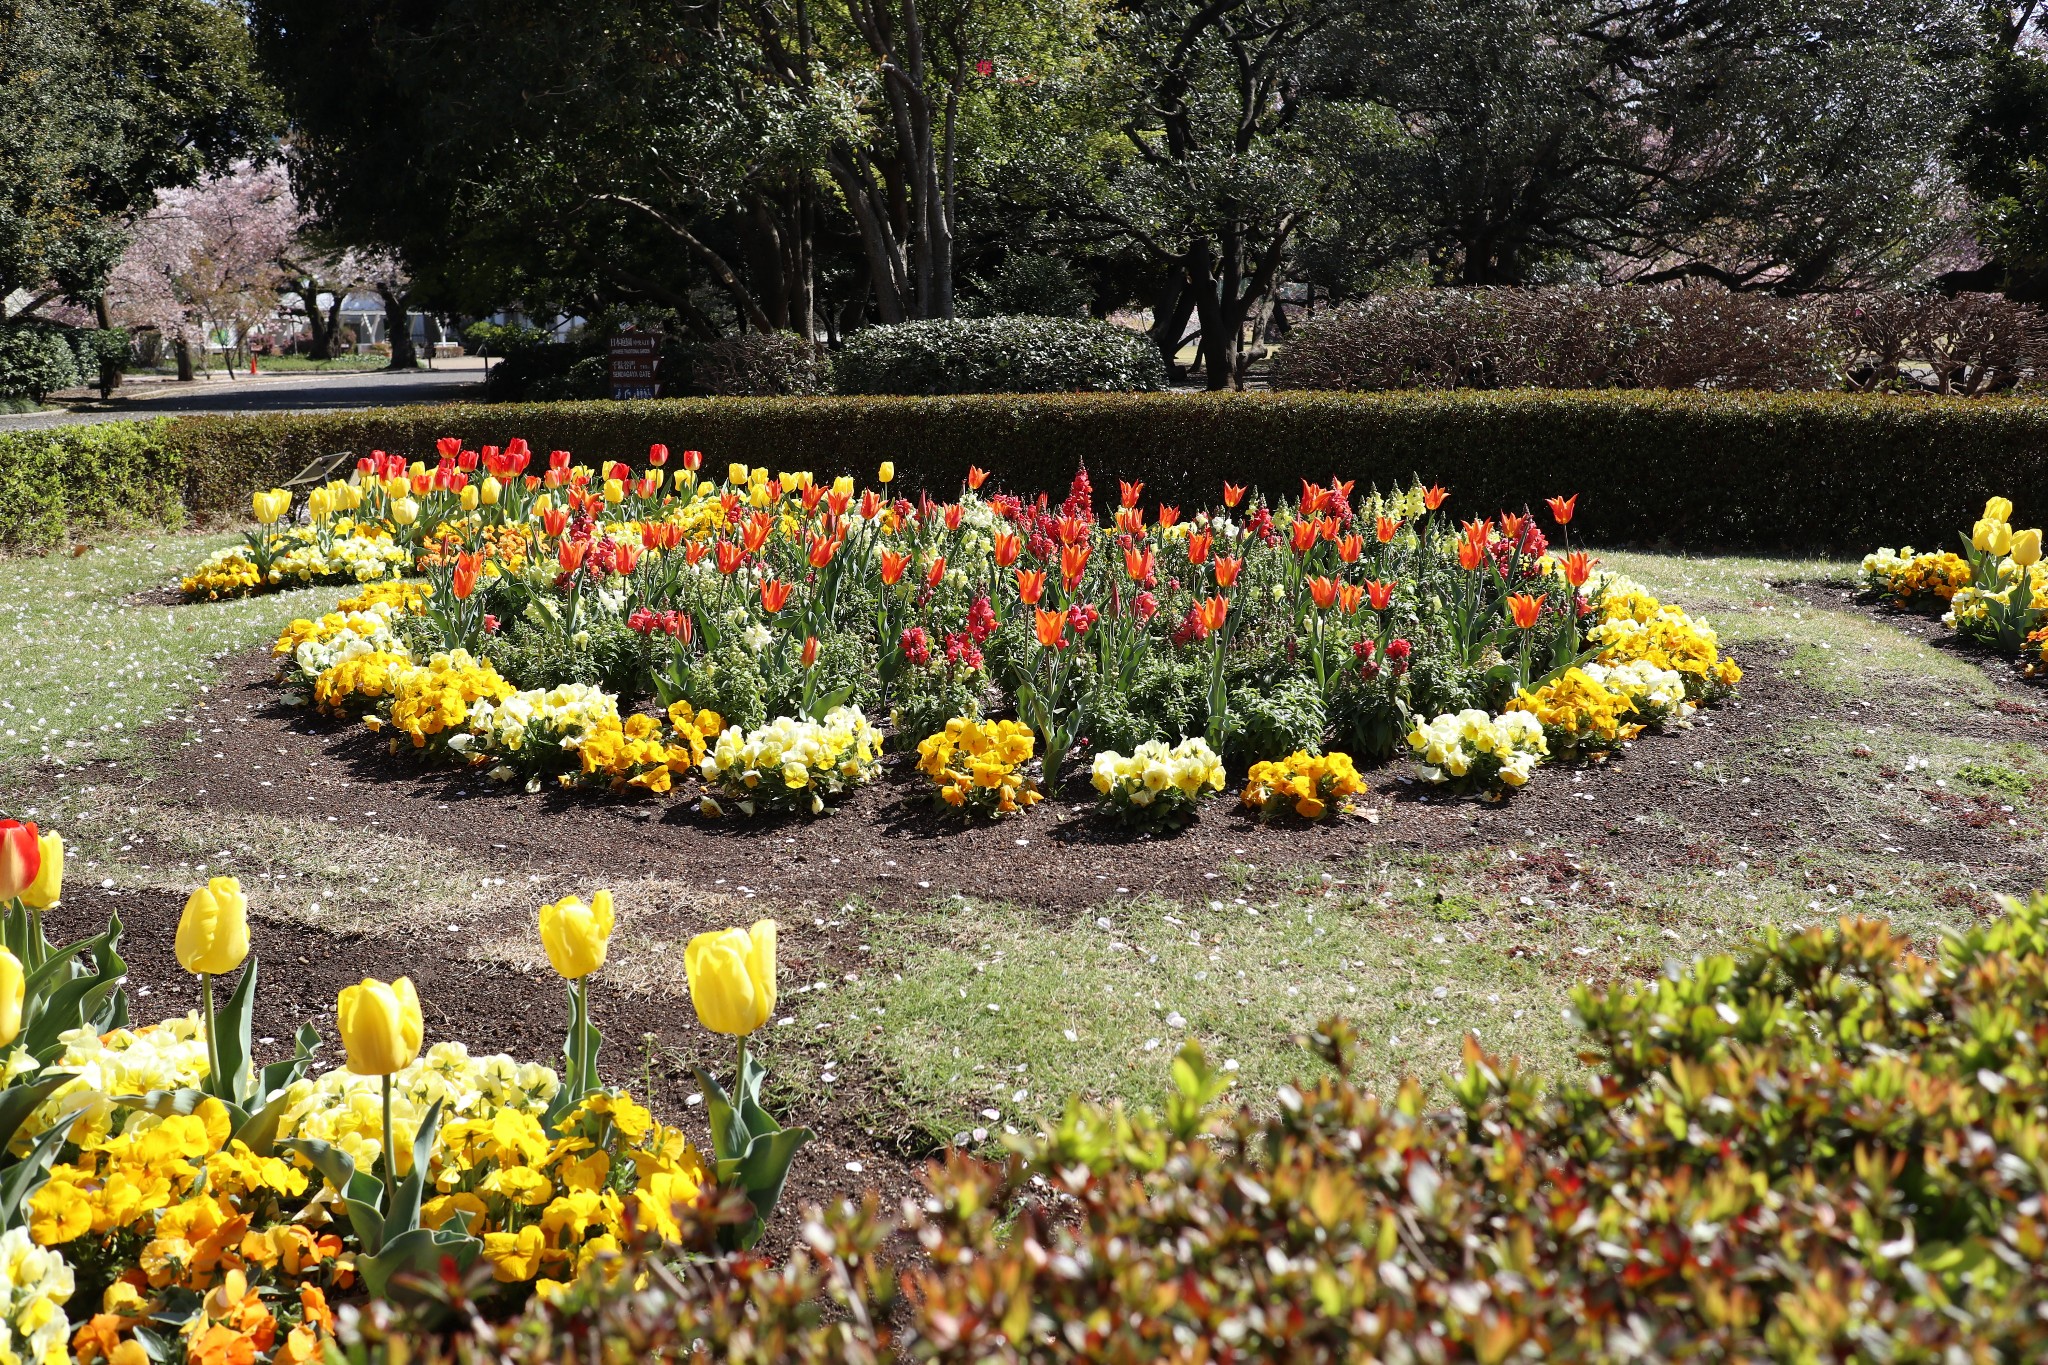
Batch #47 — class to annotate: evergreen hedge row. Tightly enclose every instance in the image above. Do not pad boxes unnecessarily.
[16,390,2048,553]
[0,421,183,548]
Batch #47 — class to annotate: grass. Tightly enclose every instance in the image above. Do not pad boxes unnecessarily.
[253,356,405,374]
[0,532,347,778]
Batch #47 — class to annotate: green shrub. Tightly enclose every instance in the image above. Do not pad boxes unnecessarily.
[0,323,83,401]
[832,316,1165,395]
[0,420,183,547]
[693,332,832,396]
[356,896,2048,1360]
[139,388,2048,554]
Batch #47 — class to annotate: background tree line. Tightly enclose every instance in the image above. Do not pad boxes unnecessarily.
[8,0,2048,390]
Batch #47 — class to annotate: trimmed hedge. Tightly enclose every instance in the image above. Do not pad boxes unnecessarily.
[155,389,2048,554]
[0,420,184,548]
[832,316,1165,394]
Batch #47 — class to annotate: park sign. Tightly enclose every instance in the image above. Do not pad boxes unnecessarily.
[609,332,660,400]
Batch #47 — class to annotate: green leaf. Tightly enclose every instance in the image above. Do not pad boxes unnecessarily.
[0,1122,69,1229]
[207,958,261,1106]
[358,1226,481,1301]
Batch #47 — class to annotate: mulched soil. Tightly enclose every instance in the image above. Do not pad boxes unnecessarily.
[30,584,2048,1211]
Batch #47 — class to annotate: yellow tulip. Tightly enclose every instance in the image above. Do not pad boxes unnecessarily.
[176,877,250,975]
[684,920,777,1036]
[0,948,20,1048]
[831,476,854,499]
[604,479,625,505]
[390,497,420,527]
[337,976,424,1075]
[646,468,665,491]
[2013,528,2045,567]
[728,463,749,486]
[877,461,895,485]
[481,476,502,506]
[1986,496,2014,524]
[19,832,61,909]
[539,890,614,980]
[459,485,480,512]
[381,475,408,500]
[252,490,291,525]
[1974,519,2009,554]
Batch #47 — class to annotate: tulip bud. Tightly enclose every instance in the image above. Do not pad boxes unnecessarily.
[684,920,777,1036]
[176,877,250,975]
[337,976,424,1075]
[390,497,419,527]
[457,485,478,512]
[2013,528,2043,568]
[0,820,40,901]
[0,948,20,1048]
[20,831,62,909]
[604,479,626,505]
[481,476,502,506]
[877,461,895,485]
[539,891,615,980]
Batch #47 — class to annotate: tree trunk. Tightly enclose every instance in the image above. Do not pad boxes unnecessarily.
[94,297,121,398]
[378,285,418,369]
[174,337,195,382]
[1149,273,1197,381]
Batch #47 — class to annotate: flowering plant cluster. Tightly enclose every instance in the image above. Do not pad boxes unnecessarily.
[217,441,1737,814]
[915,717,1041,818]
[1239,750,1367,820]
[1859,546,1973,606]
[1405,708,1548,794]
[698,708,882,816]
[1866,496,2048,672]
[0,817,813,1357]
[1089,737,1227,829]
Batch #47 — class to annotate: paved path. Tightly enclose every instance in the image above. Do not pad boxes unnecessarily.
[0,362,490,431]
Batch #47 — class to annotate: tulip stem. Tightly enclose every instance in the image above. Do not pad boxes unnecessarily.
[200,974,223,1099]
[381,1073,396,1219]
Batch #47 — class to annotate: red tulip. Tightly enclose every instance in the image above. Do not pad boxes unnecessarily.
[0,820,40,900]
[436,436,461,460]
[683,449,703,471]
[648,444,669,466]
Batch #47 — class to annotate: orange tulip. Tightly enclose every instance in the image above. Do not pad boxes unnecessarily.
[1563,550,1595,588]
[1336,582,1364,614]
[859,490,884,520]
[880,550,910,585]
[801,636,820,669]
[451,552,482,601]
[760,579,793,614]
[1214,556,1243,588]
[1546,494,1578,526]
[1423,484,1448,511]
[1366,579,1395,610]
[1223,483,1246,508]
[1055,515,1091,545]
[1457,539,1488,572]
[1461,518,1492,550]
[1017,568,1047,605]
[1115,507,1146,536]
[826,489,851,516]
[993,531,1020,568]
[1499,512,1526,544]
[1187,532,1212,565]
[808,535,837,569]
[1300,482,1328,516]
[1157,506,1180,530]
[1289,520,1318,555]
[1320,516,1341,543]
[967,465,989,490]
[715,541,745,575]
[1060,543,1091,591]
[684,541,710,566]
[1034,608,1067,649]
[613,542,642,574]
[1307,576,1339,610]
[1337,534,1363,564]
[1194,596,1230,635]
[540,508,570,538]
[743,513,773,554]
[1120,479,1144,508]
[1375,516,1401,544]
[1124,546,1154,581]
[559,540,589,573]
[926,556,947,588]
[1507,593,1545,629]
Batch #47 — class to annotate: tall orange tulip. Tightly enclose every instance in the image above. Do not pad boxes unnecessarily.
[1375,516,1400,544]
[1194,596,1230,634]
[993,531,1020,568]
[1546,494,1578,525]
[1337,534,1363,564]
[1423,485,1449,511]
[1223,482,1246,508]
[1060,543,1090,591]
[715,541,745,575]
[1034,609,1067,649]
[967,465,989,490]
[1119,479,1144,508]
[1016,568,1047,605]
[1307,576,1340,610]
[1214,556,1243,588]
[451,552,482,600]
[1507,593,1545,629]
[1563,551,1595,588]
[1157,506,1180,530]
[1336,583,1364,615]
[808,535,837,569]
[1124,546,1154,581]
[760,579,793,614]
[613,542,642,575]
[1186,532,1212,565]
[743,513,773,554]
[926,556,947,588]
[880,550,910,585]
[1457,539,1488,572]
[558,540,589,573]
[1289,520,1318,554]
[1366,580,1395,610]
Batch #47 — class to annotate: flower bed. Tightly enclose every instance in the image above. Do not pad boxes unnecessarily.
[189,441,1739,811]
[1864,496,2048,675]
[0,822,809,1362]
